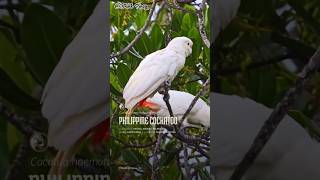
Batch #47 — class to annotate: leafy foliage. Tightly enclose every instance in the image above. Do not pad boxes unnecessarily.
[0,0,98,179]
[110,0,210,179]
[215,0,320,137]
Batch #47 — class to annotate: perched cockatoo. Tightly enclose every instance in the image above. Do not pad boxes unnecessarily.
[123,37,193,116]
[41,0,108,175]
[141,90,210,128]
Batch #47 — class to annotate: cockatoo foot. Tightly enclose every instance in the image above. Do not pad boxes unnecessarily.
[158,80,171,95]
[125,109,133,118]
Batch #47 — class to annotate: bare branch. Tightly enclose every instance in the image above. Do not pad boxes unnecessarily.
[218,52,290,76]
[165,0,196,14]
[183,143,192,180]
[229,47,320,180]
[0,103,37,136]
[158,81,174,117]
[151,132,163,180]
[196,0,210,48]
[180,78,210,126]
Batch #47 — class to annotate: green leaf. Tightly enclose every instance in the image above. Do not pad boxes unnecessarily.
[247,67,276,107]
[0,32,38,95]
[21,3,70,85]
[116,63,133,88]
[198,168,210,180]
[161,160,181,180]
[181,13,194,34]
[150,24,164,51]
[288,110,320,139]
[135,33,151,56]
[135,11,148,29]
[0,69,40,110]
[122,149,150,169]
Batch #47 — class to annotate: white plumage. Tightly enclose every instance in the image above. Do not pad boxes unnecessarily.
[123,37,193,111]
[147,90,210,128]
[41,0,107,158]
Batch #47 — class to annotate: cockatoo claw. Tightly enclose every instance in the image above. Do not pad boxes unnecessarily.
[158,80,171,95]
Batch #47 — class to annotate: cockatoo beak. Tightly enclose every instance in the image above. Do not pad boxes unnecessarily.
[186,44,192,57]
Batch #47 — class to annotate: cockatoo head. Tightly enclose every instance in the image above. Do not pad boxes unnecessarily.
[167,37,193,57]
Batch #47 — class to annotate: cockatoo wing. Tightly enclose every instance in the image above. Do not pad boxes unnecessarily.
[41,0,108,150]
[123,50,181,109]
[213,0,241,40]
[212,93,313,179]
[148,90,210,127]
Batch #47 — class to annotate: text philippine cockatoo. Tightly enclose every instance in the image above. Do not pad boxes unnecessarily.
[142,90,210,128]
[41,0,108,175]
[123,37,193,116]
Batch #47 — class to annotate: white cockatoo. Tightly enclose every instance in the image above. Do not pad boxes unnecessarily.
[213,0,320,179]
[41,0,108,174]
[123,37,193,116]
[141,90,210,128]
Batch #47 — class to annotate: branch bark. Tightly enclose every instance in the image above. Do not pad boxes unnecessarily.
[229,47,320,180]
[180,78,210,126]
[110,0,159,58]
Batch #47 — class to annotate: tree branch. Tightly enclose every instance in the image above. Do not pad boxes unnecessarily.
[218,52,290,76]
[229,47,320,180]
[180,78,210,126]
[196,0,210,48]
[151,132,163,180]
[183,143,192,180]
[110,0,159,58]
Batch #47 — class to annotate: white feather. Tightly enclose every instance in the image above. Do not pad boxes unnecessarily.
[147,90,210,128]
[41,0,108,150]
[123,37,193,109]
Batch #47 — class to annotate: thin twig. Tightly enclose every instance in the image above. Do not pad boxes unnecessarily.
[110,0,158,58]
[0,103,37,136]
[218,52,290,75]
[166,0,196,14]
[229,47,320,180]
[151,132,163,180]
[183,143,192,180]
[180,78,210,126]
[196,0,210,48]
[158,81,174,117]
